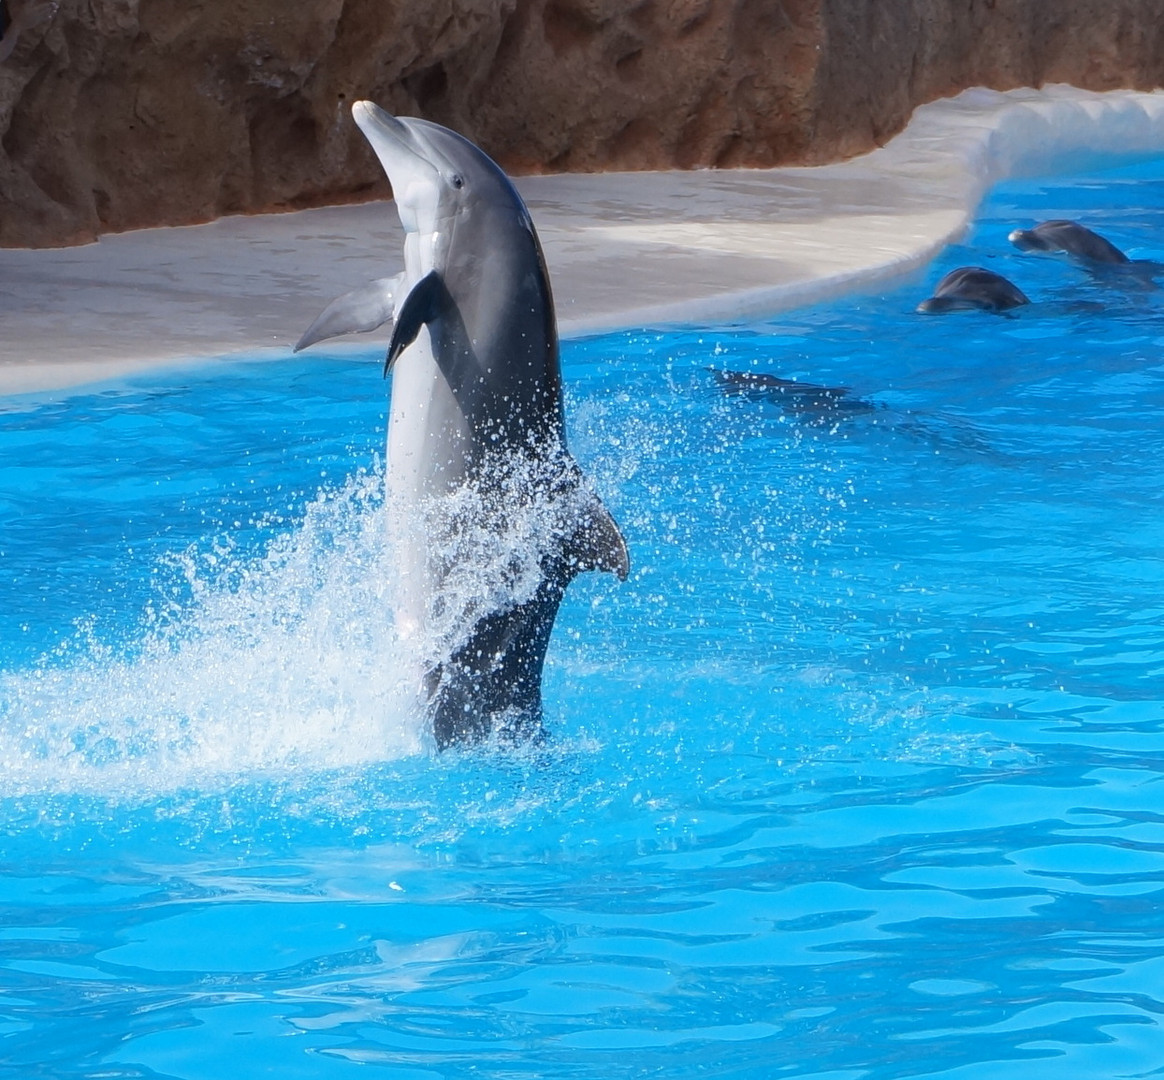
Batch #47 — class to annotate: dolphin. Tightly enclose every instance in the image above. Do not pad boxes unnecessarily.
[712,369,876,423]
[916,266,1030,314]
[297,101,628,750]
[1008,218,1162,291]
[1008,220,1128,264]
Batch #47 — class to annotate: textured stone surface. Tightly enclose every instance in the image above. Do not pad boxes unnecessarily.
[1,0,1162,247]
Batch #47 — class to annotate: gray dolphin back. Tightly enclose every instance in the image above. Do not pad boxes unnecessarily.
[917,266,1030,313]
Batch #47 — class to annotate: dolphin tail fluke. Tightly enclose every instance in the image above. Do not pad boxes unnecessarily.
[385,269,444,375]
[564,493,629,582]
[293,274,402,353]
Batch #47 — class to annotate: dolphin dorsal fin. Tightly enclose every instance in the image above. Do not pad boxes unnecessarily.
[565,493,630,582]
[294,274,402,352]
[385,269,444,375]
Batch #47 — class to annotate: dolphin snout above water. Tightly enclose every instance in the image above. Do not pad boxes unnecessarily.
[1008,219,1129,264]
[917,266,1030,314]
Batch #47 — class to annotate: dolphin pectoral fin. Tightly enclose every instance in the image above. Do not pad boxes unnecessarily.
[294,274,402,352]
[565,494,630,582]
[384,269,444,375]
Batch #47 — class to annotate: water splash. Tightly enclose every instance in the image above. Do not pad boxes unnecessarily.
[0,453,628,799]
[0,471,424,796]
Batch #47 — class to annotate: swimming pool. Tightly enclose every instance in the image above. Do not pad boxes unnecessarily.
[2,157,1164,1078]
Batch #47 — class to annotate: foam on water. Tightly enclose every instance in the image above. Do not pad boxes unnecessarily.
[0,470,427,794]
[0,389,998,825]
[0,458,628,798]
[0,327,1147,819]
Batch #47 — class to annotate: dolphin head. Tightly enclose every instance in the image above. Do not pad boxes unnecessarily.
[352,101,525,275]
[1007,227,1048,253]
[917,266,1029,314]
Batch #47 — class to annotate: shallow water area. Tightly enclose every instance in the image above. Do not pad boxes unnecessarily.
[2,159,1164,1078]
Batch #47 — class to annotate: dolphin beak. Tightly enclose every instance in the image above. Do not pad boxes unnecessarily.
[351,100,450,232]
[352,100,411,148]
[351,100,429,187]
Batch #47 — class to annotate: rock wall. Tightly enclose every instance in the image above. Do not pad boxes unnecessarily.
[1,0,1162,247]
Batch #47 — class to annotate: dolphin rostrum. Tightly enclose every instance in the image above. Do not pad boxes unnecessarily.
[297,101,628,750]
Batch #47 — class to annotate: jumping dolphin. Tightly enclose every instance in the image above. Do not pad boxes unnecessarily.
[297,101,628,750]
[917,267,1030,314]
[1008,220,1128,264]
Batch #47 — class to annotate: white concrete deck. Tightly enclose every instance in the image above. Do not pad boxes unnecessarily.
[1,84,1163,395]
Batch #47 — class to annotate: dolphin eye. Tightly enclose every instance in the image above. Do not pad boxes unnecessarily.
[451,174,464,190]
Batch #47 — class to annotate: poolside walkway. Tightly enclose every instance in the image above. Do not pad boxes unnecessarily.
[2,84,1163,395]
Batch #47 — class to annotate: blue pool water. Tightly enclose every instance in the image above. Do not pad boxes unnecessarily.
[2,158,1164,1078]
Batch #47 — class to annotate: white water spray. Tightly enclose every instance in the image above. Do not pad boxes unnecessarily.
[0,454,617,798]
[0,472,425,796]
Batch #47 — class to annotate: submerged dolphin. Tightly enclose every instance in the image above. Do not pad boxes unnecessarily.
[916,266,1030,314]
[297,101,628,750]
[1008,219,1128,264]
[712,369,876,423]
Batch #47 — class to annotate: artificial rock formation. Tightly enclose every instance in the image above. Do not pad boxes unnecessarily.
[0,0,1162,247]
